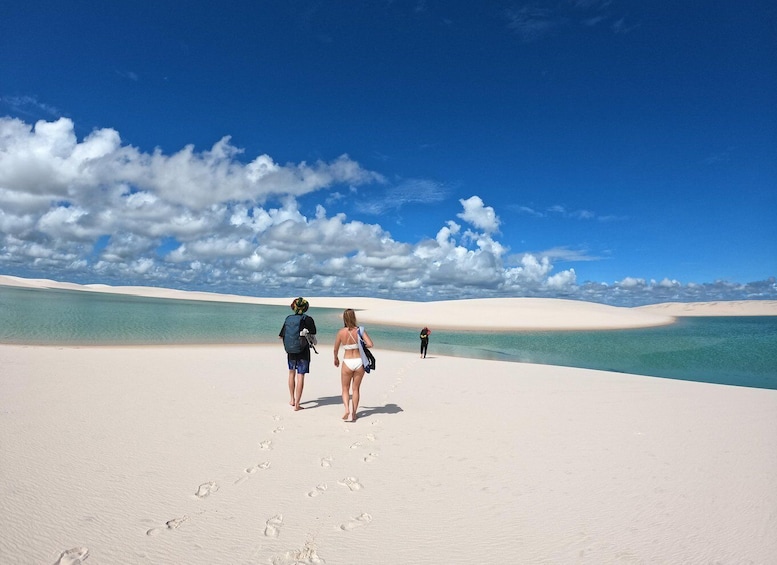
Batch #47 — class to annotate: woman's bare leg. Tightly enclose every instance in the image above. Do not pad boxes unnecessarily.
[341,367,353,420]
[351,369,365,421]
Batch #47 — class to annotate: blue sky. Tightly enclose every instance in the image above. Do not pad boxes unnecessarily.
[1,1,775,305]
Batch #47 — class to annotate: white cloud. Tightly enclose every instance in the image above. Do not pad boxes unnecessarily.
[1,117,772,306]
[524,246,600,263]
[514,205,544,217]
[132,257,155,274]
[617,277,646,288]
[655,278,681,288]
[355,178,447,215]
[0,95,60,118]
[457,196,500,233]
[546,268,577,290]
[37,205,98,240]
[100,233,156,262]
[506,254,553,285]
[514,204,622,222]
[0,117,383,210]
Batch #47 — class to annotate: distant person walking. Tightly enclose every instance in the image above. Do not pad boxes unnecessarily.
[279,297,317,411]
[333,308,374,422]
[420,326,430,358]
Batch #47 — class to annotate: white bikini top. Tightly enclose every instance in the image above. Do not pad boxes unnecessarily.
[343,328,360,350]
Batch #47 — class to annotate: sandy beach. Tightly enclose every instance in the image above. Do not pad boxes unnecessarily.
[1,276,777,564]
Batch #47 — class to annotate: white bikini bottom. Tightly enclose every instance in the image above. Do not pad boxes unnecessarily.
[343,358,363,370]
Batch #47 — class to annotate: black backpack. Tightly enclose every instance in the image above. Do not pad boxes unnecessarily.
[282,314,308,354]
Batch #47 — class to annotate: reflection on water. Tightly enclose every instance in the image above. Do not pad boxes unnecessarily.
[1,285,775,389]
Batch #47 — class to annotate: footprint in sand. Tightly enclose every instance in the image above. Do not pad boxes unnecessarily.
[54,547,89,564]
[273,426,285,434]
[349,441,362,450]
[320,456,333,468]
[146,515,189,536]
[272,415,282,421]
[195,481,219,498]
[270,543,326,565]
[247,461,271,473]
[365,433,376,442]
[166,516,188,530]
[235,461,271,484]
[264,514,284,537]
[259,440,273,450]
[340,513,372,531]
[337,477,363,491]
[307,483,328,498]
[363,452,378,463]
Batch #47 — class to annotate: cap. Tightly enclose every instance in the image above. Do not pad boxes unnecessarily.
[291,297,309,314]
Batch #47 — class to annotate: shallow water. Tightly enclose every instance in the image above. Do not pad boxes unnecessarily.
[1,285,775,389]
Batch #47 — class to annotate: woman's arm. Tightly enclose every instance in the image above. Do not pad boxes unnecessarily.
[333,329,342,366]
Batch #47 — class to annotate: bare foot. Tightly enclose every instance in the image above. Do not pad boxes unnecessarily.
[294,405,305,411]
[342,412,351,421]
[289,400,295,406]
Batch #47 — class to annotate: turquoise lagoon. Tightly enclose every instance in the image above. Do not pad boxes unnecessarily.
[1,285,775,390]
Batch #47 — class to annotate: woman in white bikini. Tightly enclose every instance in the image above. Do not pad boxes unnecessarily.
[333,309,374,422]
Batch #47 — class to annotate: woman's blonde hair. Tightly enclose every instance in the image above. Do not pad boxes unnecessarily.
[343,308,357,328]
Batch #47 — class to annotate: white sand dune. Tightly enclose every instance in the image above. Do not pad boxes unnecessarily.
[1,275,777,563]
[637,300,777,317]
[4,275,777,331]
[1,344,775,564]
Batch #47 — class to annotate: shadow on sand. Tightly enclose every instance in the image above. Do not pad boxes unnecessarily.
[301,395,342,409]
[355,403,403,420]
[301,397,403,421]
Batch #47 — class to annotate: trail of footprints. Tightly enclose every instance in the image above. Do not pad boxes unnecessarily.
[67,361,412,563]
[143,410,385,549]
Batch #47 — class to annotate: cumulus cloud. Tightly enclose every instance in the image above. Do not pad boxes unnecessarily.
[1,117,773,306]
[617,276,645,288]
[0,117,384,210]
[0,117,532,296]
[457,196,500,233]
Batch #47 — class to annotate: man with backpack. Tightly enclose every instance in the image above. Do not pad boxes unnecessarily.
[279,297,317,411]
